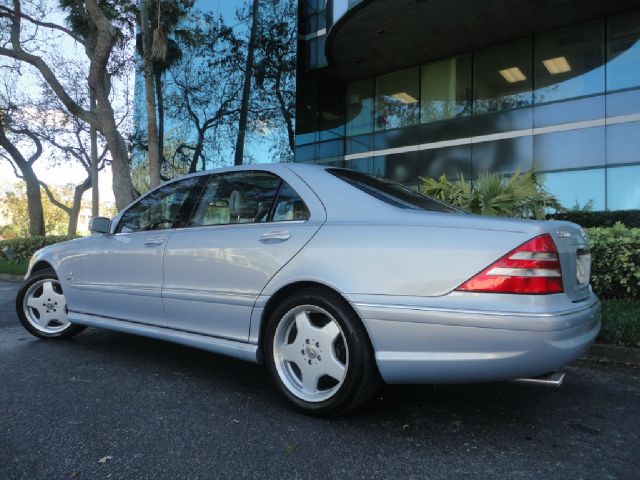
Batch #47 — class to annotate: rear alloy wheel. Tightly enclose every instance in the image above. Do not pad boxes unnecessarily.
[16,268,85,339]
[265,288,379,416]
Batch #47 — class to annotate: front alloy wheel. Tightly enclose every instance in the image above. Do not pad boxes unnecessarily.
[16,268,85,339]
[265,288,379,416]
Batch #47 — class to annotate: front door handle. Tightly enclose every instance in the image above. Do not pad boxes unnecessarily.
[144,237,165,247]
[260,230,291,243]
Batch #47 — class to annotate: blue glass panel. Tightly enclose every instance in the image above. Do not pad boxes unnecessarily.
[472,136,533,177]
[606,88,640,117]
[418,144,471,180]
[607,10,640,92]
[474,38,533,114]
[346,134,373,155]
[534,21,604,105]
[534,96,605,128]
[607,165,640,210]
[346,79,374,136]
[607,121,640,166]
[543,169,605,211]
[534,127,605,170]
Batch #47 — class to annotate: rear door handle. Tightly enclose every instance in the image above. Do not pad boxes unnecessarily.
[260,230,291,242]
[144,237,166,247]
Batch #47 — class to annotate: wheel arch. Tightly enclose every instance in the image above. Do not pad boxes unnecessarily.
[30,260,55,276]
[257,281,374,361]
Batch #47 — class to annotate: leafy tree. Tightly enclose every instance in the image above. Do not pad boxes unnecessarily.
[0,0,138,211]
[1,183,75,238]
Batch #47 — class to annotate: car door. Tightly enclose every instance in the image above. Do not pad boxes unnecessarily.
[77,176,203,326]
[162,169,325,342]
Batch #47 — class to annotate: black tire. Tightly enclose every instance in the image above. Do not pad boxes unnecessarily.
[16,268,86,339]
[264,287,380,416]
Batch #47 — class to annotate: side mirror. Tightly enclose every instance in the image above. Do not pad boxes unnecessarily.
[90,216,111,234]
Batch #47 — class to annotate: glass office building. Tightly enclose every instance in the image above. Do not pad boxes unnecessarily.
[296,0,640,210]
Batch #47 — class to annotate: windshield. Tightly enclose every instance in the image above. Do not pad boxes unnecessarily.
[328,168,463,213]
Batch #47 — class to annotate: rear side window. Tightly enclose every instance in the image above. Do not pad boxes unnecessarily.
[188,171,310,227]
[328,168,462,213]
[272,183,310,222]
[189,171,281,226]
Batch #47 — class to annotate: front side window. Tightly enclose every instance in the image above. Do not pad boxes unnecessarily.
[329,168,462,213]
[116,177,202,233]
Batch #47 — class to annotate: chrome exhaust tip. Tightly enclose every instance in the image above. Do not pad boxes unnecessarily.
[513,371,565,388]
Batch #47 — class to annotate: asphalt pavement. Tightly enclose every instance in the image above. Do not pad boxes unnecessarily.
[1,280,639,480]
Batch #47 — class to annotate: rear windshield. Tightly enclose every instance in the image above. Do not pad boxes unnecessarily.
[328,169,463,213]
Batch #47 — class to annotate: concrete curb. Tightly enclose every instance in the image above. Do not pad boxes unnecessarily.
[582,343,640,367]
[0,274,23,283]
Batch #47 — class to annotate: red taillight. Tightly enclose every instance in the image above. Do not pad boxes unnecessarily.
[456,234,563,294]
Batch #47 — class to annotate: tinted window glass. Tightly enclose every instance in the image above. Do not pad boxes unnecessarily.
[328,168,462,213]
[117,177,201,233]
[607,165,640,210]
[272,183,311,221]
[607,10,640,92]
[374,67,420,131]
[542,169,605,211]
[421,54,472,123]
[190,171,282,226]
[534,21,604,104]
[346,78,374,136]
[474,38,533,114]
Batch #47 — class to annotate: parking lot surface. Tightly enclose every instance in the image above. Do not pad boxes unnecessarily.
[1,281,638,479]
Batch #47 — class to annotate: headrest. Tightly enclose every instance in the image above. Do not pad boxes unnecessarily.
[229,190,257,218]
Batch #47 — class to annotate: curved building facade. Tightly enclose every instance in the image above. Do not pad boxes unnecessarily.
[295,0,640,210]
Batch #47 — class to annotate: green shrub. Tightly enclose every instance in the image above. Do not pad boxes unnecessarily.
[586,223,640,299]
[0,235,79,263]
[549,210,640,228]
[420,168,562,219]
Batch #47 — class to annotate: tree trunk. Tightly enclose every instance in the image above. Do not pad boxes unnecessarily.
[275,72,295,155]
[0,122,45,236]
[24,171,45,237]
[140,0,162,188]
[90,91,99,217]
[234,0,260,166]
[156,72,165,170]
[68,177,92,235]
[189,128,206,174]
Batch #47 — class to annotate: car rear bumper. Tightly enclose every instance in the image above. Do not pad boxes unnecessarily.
[353,295,601,384]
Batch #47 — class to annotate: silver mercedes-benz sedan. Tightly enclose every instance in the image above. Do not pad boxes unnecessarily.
[16,164,600,415]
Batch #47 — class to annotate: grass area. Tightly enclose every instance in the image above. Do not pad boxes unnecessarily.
[0,259,28,276]
[600,299,640,346]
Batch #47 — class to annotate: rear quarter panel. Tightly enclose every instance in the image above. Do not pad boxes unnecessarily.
[261,222,538,297]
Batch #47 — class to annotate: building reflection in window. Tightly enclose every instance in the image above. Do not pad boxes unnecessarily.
[607,10,640,92]
[535,21,604,105]
[543,169,605,211]
[607,165,640,210]
[421,54,472,123]
[474,38,532,114]
[374,67,420,131]
[346,78,375,136]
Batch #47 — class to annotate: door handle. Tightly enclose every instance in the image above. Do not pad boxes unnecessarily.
[144,237,165,247]
[260,230,291,242]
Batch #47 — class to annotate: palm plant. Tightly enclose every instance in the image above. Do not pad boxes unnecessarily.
[420,168,563,219]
